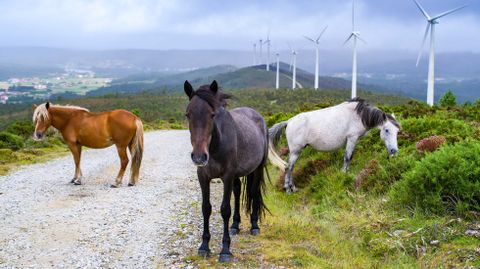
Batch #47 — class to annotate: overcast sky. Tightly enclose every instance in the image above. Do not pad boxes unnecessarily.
[0,0,478,52]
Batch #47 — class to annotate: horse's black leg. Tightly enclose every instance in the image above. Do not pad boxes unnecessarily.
[229,177,241,235]
[219,176,233,262]
[250,168,262,235]
[342,137,358,172]
[198,172,212,257]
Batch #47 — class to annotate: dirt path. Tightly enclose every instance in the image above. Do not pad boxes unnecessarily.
[0,130,226,269]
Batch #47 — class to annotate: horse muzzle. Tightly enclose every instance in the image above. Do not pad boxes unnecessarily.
[388,148,398,157]
[191,152,209,167]
[33,132,44,141]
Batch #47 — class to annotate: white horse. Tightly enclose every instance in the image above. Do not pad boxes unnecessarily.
[268,98,400,193]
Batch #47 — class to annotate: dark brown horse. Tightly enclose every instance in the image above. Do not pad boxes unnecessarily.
[32,102,144,187]
[184,80,269,262]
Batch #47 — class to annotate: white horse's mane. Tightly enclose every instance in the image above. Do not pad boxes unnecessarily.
[33,103,89,122]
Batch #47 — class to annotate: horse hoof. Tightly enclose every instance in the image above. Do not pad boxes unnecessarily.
[110,184,119,188]
[128,183,135,187]
[229,227,240,235]
[218,253,233,263]
[250,228,260,236]
[70,178,76,183]
[73,180,82,185]
[197,249,210,258]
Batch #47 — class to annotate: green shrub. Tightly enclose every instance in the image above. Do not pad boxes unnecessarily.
[439,90,457,107]
[5,121,34,138]
[401,116,476,143]
[388,140,480,217]
[0,132,25,150]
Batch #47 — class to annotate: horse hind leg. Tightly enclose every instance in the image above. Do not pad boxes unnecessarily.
[229,177,241,235]
[111,145,129,188]
[284,147,302,194]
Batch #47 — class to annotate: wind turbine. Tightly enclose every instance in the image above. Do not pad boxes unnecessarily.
[264,30,271,71]
[412,0,467,106]
[259,39,263,65]
[253,43,257,65]
[276,52,280,89]
[344,0,366,99]
[304,25,328,90]
[289,45,297,90]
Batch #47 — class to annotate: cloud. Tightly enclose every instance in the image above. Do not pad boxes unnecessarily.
[0,0,478,52]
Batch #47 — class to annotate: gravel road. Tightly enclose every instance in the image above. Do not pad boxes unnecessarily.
[0,130,225,269]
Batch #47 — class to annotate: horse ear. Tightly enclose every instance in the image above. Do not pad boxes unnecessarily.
[391,113,396,119]
[32,104,38,109]
[45,102,50,109]
[210,80,218,94]
[184,80,194,99]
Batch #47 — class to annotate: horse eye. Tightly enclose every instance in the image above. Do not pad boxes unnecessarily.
[211,113,215,118]
[185,113,190,118]
[385,129,389,133]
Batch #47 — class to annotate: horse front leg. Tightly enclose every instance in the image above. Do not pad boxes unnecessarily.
[111,145,129,188]
[342,137,358,172]
[229,177,241,235]
[67,142,82,185]
[219,175,234,262]
[198,172,212,257]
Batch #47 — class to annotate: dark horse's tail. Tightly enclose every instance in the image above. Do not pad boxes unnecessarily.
[244,122,270,220]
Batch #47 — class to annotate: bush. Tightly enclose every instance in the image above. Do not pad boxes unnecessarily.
[439,90,457,107]
[0,132,25,150]
[388,140,480,217]
[5,121,34,138]
[401,116,476,143]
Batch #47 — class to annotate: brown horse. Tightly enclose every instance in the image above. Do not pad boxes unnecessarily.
[32,102,144,187]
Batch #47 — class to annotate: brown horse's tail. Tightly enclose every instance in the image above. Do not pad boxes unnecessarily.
[129,118,144,184]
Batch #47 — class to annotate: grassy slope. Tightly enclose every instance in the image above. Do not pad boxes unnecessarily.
[186,101,480,268]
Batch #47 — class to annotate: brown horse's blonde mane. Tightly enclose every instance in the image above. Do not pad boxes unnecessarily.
[33,103,89,122]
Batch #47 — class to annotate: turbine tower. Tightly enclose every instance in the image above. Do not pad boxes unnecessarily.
[276,52,280,89]
[413,0,466,106]
[264,30,271,71]
[253,43,257,65]
[344,0,366,99]
[289,46,297,90]
[259,39,263,65]
[304,25,328,90]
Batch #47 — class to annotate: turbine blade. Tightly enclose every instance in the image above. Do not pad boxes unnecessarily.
[316,25,328,42]
[343,34,354,45]
[352,0,355,31]
[431,5,467,20]
[356,35,367,44]
[416,23,431,66]
[304,36,315,43]
[412,0,430,19]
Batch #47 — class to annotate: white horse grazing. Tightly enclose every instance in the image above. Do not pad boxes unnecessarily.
[268,98,400,193]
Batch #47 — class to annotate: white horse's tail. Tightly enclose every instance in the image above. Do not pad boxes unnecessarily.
[268,121,288,172]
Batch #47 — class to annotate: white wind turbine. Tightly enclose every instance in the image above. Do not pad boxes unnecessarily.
[259,38,263,65]
[253,43,257,65]
[344,0,366,99]
[276,52,280,89]
[264,30,271,71]
[289,45,298,90]
[412,0,467,106]
[304,25,328,90]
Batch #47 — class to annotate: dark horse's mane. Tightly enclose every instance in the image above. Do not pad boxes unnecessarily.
[192,85,231,109]
[349,97,400,129]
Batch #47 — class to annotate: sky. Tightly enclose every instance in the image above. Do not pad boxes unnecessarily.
[0,0,479,52]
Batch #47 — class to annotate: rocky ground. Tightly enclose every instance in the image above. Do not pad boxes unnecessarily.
[0,130,230,269]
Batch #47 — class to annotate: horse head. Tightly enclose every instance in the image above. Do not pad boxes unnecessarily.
[379,114,400,156]
[32,102,51,141]
[184,80,230,167]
